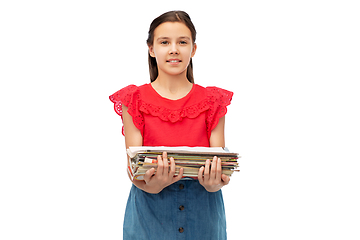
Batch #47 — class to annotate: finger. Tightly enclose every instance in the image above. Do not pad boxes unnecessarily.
[162,152,169,174]
[221,174,230,185]
[143,168,155,183]
[173,167,184,182]
[204,159,211,181]
[216,157,222,180]
[210,156,217,178]
[169,156,176,177]
[198,166,204,184]
[156,154,164,175]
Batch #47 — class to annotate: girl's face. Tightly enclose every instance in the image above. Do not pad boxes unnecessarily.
[149,22,197,79]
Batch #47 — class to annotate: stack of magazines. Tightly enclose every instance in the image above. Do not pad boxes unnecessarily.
[126,146,240,180]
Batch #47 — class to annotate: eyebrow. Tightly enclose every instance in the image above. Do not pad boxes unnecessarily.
[157,36,191,41]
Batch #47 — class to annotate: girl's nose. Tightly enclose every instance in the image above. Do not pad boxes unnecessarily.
[169,43,179,55]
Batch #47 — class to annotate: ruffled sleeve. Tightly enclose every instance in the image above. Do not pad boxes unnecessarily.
[109,85,144,136]
[205,87,233,138]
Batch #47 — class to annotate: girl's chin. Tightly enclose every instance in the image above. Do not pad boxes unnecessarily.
[159,68,188,77]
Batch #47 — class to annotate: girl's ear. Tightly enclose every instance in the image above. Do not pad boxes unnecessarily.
[148,45,155,58]
[191,43,197,58]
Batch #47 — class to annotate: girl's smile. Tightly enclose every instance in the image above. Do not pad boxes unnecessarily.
[167,58,182,65]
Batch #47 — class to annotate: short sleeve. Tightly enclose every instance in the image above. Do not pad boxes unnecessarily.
[109,85,144,136]
[205,87,233,138]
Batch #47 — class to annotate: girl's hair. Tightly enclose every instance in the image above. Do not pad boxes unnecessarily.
[146,11,197,83]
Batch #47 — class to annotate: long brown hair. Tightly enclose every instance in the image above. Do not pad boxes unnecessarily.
[146,11,197,83]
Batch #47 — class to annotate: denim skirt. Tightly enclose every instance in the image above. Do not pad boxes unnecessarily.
[123,179,227,240]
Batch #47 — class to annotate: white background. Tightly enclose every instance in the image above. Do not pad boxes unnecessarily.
[1,0,359,239]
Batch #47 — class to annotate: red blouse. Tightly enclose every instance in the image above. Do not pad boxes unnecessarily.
[109,83,233,147]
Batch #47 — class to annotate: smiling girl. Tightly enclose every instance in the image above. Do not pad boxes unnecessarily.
[110,11,233,240]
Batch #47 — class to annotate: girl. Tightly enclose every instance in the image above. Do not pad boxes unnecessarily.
[110,11,233,240]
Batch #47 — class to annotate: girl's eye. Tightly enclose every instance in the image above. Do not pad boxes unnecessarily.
[180,41,187,45]
[161,41,169,45]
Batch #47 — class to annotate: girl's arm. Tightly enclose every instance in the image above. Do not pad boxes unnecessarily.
[209,116,226,148]
[122,105,183,194]
[198,116,231,192]
[122,105,143,182]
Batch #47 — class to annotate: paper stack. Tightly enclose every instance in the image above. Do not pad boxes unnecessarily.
[126,146,240,180]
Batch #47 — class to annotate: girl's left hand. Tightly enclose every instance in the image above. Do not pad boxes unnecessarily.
[198,156,230,192]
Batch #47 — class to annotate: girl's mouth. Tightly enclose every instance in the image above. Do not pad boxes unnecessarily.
[167,59,182,63]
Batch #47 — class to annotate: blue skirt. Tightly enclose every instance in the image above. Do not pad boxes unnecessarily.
[123,180,227,240]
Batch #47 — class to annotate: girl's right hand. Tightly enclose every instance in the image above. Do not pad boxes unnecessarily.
[142,152,184,194]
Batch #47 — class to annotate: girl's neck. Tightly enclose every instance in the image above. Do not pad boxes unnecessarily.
[151,72,193,100]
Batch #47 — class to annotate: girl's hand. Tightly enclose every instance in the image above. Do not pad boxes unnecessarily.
[142,152,184,194]
[198,156,230,192]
